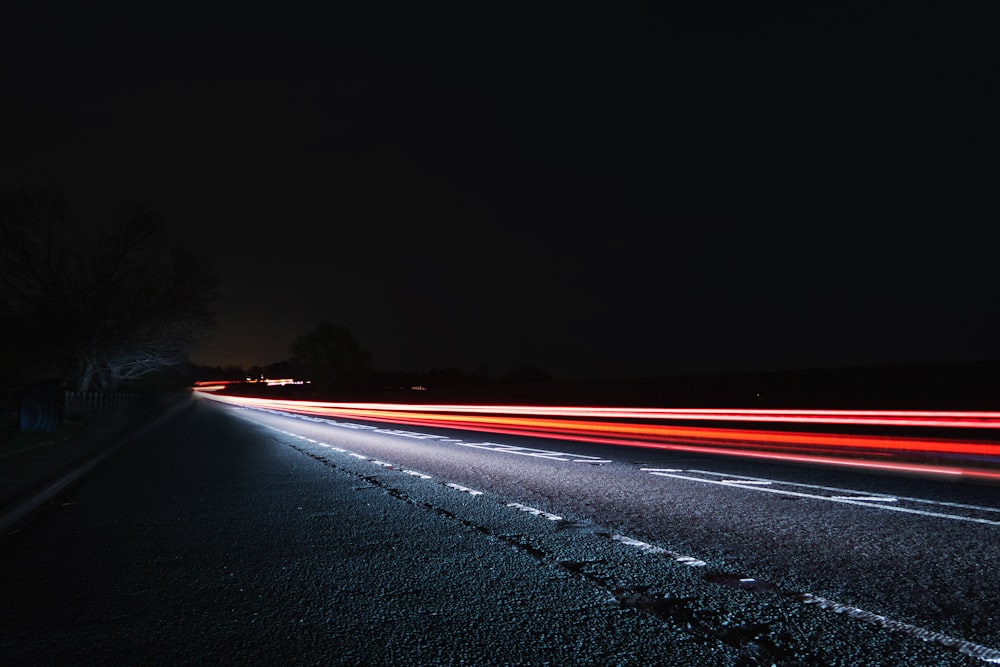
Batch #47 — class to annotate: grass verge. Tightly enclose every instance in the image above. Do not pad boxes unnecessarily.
[0,412,137,461]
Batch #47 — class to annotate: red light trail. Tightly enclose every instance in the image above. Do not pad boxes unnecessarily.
[196,391,1000,481]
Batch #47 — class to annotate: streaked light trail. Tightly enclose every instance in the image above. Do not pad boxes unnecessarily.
[196,391,1000,481]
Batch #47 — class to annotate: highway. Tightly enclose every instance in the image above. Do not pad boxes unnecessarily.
[2,393,998,665]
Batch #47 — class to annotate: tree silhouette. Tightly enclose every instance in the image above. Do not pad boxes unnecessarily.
[0,189,77,383]
[289,322,373,391]
[0,188,218,391]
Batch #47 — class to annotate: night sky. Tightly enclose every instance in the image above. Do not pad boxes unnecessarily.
[3,2,996,381]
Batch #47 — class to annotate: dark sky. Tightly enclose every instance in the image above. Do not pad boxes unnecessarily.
[2,2,997,380]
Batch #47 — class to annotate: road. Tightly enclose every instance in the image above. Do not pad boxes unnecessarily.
[1,396,998,666]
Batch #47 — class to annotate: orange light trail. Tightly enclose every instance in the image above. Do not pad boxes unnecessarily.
[195,391,1000,481]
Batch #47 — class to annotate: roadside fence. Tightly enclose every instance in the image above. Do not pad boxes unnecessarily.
[64,391,140,416]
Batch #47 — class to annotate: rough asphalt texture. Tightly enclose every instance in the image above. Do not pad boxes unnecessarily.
[0,396,740,665]
[1,395,992,665]
[0,395,189,537]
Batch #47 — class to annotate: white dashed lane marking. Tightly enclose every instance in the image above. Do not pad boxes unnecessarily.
[258,408,615,464]
[507,503,562,521]
[446,483,484,496]
[610,534,707,566]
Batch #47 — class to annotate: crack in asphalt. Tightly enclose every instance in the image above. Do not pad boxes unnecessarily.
[256,415,1000,665]
[290,443,831,667]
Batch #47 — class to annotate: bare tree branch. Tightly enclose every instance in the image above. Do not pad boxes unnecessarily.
[1,188,218,390]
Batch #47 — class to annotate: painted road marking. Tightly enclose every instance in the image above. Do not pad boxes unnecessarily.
[689,469,1000,514]
[507,503,562,521]
[793,594,1000,664]
[446,483,483,496]
[403,470,432,479]
[610,534,707,566]
[253,407,614,464]
[648,471,1000,526]
[460,442,569,461]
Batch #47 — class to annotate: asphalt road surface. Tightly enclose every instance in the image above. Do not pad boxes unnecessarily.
[2,396,998,666]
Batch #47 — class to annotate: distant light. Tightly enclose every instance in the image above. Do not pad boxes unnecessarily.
[235,377,308,386]
[265,378,308,386]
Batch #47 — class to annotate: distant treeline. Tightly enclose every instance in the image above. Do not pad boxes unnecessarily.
[534,361,1000,409]
[198,360,1000,410]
